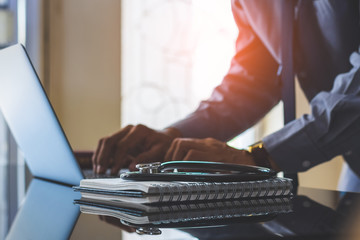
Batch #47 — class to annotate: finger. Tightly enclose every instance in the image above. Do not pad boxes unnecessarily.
[171,139,187,161]
[98,125,133,164]
[110,155,133,176]
[127,144,164,171]
[111,125,151,170]
[166,138,228,161]
[169,138,208,161]
[183,149,216,161]
[185,149,253,165]
[92,138,104,171]
[95,138,113,174]
[164,138,181,161]
[96,125,133,174]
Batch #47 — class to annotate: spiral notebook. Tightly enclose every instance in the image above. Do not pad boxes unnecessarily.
[74,196,293,225]
[73,177,293,204]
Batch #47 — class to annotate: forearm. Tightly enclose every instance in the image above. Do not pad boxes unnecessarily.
[263,51,360,173]
[169,51,281,141]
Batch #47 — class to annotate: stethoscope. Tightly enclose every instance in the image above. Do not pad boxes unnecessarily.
[120,161,277,182]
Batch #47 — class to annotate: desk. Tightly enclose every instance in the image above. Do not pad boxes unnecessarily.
[2,176,360,240]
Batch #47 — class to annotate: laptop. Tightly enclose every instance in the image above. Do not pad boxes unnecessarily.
[0,43,100,186]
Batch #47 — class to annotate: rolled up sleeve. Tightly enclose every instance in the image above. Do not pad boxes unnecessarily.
[264,51,360,173]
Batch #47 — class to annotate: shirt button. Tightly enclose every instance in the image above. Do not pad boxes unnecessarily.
[302,160,311,168]
[303,200,311,208]
[345,150,353,156]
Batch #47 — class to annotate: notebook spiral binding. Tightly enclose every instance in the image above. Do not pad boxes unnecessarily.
[148,178,293,203]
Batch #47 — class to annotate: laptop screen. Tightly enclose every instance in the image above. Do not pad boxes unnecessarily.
[0,44,83,186]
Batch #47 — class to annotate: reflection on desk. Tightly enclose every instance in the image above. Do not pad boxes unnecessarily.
[6,179,80,240]
[4,178,360,240]
[75,196,293,235]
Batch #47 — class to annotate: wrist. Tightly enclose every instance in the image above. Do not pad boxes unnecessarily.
[248,141,279,171]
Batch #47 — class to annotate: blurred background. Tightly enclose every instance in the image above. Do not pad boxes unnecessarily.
[0,1,344,238]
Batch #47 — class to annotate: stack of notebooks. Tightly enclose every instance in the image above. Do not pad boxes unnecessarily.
[73,177,293,227]
[73,177,293,204]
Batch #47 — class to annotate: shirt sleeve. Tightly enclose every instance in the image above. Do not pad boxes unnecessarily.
[169,0,281,141]
[263,50,360,174]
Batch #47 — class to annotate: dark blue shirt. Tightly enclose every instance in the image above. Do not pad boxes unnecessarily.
[171,0,360,176]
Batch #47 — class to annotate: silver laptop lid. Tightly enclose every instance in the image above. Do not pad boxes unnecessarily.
[0,44,83,186]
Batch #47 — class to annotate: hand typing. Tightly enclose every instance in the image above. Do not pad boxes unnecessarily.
[164,137,255,165]
[92,124,181,175]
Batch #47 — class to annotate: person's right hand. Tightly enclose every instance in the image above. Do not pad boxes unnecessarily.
[92,124,182,175]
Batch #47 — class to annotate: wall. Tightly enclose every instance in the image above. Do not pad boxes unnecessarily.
[46,0,121,150]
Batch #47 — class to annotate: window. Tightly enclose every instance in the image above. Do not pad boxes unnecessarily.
[0,1,28,237]
[121,0,258,148]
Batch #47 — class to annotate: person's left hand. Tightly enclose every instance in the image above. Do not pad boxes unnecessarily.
[164,137,255,165]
